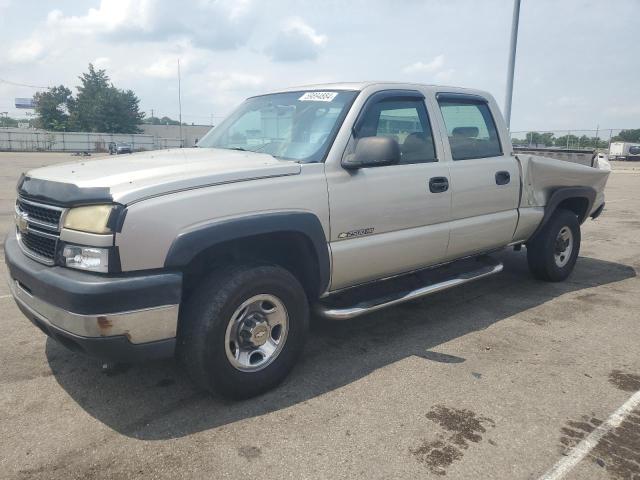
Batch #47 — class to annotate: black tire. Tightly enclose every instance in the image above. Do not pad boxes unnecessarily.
[527,208,581,282]
[177,263,309,399]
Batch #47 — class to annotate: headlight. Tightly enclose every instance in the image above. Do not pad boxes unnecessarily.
[62,245,109,273]
[63,205,114,234]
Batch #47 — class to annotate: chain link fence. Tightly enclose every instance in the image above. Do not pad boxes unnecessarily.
[509,129,628,150]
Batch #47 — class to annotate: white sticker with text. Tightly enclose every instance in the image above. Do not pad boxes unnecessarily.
[298,91,339,102]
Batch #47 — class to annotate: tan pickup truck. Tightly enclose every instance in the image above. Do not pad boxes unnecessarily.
[5,82,610,398]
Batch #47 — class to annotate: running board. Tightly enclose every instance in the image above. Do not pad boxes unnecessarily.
[315,257,503,320]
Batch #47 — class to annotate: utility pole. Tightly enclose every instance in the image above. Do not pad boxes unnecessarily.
[504,0,521,129]
[178,59,183,147]
[151,109,154,120]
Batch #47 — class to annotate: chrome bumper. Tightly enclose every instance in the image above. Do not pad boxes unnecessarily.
[8,278,179,344]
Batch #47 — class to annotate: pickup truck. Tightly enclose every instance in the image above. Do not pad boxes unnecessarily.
[5,82,610,398]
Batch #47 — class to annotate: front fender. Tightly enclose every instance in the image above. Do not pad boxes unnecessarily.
[164,211,330,294]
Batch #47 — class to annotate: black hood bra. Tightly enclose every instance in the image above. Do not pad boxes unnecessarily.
[17,174,113,207]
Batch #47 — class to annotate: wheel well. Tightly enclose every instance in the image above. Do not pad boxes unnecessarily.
[556,197,590,223]
[181,231,322,302]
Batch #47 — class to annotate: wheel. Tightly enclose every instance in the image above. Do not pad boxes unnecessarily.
[177,263,309,399]
[527,208,581,282]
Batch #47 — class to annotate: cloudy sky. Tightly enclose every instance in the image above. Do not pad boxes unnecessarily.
[1,0,638,132]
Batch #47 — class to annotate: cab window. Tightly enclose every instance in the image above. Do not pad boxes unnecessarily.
[438,98,502,160]
[355,99,437,164]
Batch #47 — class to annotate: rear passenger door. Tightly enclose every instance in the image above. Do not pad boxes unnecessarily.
[435,93,519,259]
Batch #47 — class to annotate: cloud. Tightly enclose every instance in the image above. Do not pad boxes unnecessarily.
[46,0,255,50]
[7,37,45,63]
[208,72,263,91]
[93,57,111,69]
[434,68,455,83]
[267,17,327,62]
[403,55,445,74]
[143,57,178,79]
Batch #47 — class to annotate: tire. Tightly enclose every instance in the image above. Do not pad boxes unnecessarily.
[177,263,309,399]
[527,208,581,282]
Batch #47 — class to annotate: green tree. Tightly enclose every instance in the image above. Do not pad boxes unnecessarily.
[33,86,75,131]
[142,115,182,125]
[612,129,640,143]
[73,64,144,133]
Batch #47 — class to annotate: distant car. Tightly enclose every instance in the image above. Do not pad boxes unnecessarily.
[108,142,132,155]
[629,145,640,161]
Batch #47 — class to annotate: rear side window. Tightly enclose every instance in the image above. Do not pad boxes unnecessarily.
[438,99,502,160]
[355,99,437,164]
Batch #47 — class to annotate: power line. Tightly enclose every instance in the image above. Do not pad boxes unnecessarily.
[0,77,50,89]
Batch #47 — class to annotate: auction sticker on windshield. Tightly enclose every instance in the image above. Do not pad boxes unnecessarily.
[298,91,339,102]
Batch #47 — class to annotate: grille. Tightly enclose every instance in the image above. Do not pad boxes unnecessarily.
[16,197,65,264]
[17,198,62,227]
[19,230,57,260]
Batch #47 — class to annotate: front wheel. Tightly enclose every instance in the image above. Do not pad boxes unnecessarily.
[177,264,309,399]
[526,208,581,282]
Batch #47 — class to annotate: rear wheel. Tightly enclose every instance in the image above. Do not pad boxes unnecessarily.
[527,208,581,282]
[177,263,309,399]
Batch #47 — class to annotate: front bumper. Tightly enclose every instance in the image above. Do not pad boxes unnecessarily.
[5,232,182,362]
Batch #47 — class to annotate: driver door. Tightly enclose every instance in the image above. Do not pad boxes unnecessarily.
[326,90,451,290]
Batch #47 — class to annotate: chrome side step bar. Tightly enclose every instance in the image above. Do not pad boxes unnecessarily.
[315,258,503,321]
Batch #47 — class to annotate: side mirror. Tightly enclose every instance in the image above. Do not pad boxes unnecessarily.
[342,136,401,170]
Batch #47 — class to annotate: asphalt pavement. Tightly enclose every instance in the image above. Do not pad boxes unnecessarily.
[1,152,639,479]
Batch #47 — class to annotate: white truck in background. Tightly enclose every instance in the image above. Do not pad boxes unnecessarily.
[609,141,640,160]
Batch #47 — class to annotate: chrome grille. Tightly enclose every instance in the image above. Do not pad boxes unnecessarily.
[15,197,66,265]
[18,199,62,230]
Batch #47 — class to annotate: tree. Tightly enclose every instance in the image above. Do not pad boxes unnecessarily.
[33,86,75,131]
[612,129,640,143]
[73,64,144,133]
[32,64,144,133]
[142,115,182,125]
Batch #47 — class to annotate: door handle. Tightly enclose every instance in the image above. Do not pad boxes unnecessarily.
[429,177,449,193]
[495,171,510,185]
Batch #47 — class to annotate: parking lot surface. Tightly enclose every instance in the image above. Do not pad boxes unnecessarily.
[1,152,639,480]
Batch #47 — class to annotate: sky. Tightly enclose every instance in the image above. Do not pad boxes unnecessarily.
[0,0,638,133]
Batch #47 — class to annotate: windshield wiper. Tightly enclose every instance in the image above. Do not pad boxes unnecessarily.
[221,146,282,160]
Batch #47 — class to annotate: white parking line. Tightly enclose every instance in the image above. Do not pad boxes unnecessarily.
[538,389,640,480]
[0,294,12,299]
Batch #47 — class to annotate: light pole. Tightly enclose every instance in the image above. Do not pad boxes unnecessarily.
[178,59,183,147]
[504,0,521,129]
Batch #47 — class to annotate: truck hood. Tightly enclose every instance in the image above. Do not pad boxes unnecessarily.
[19,148,301,205]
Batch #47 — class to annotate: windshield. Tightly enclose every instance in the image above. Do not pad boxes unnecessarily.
[197,90,358,163]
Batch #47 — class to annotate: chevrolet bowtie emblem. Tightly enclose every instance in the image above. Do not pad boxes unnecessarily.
[16,212,29,234]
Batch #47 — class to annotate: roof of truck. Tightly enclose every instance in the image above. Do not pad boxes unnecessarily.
[265,81,491,98]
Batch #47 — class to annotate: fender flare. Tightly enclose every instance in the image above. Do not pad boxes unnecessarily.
[164,212,330,295]
[528,186,596,240]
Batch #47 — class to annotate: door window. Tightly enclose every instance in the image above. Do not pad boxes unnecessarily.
[438,99,502,160]
[355,99,437,164]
